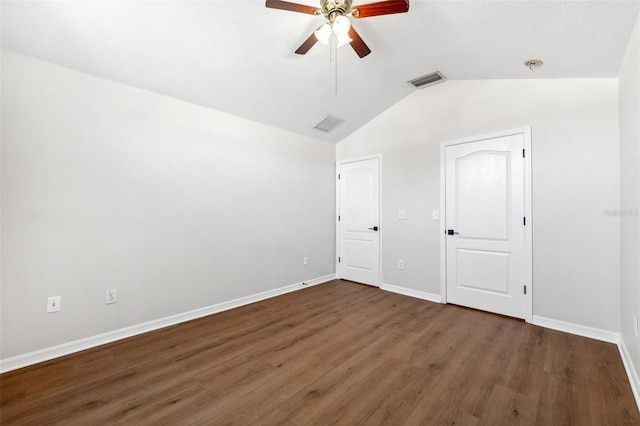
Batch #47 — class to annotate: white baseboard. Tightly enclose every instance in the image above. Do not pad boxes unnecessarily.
[0,274,335,373]
[380,283,441,303]
[619,338,640,412]
[531,315,620,344]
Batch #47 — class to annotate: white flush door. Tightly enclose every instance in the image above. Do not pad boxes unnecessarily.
[445,134,530,319]
[337,158,380,286]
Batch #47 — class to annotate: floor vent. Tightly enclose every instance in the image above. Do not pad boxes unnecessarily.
[314,115,344,133]
[408,71,446,88]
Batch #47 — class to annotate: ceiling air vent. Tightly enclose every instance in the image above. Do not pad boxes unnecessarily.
[408,71,446,88]
[314,115,344,133]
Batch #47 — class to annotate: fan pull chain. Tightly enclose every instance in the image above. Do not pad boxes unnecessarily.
[330,33,338,96]
[327,34,339,96]
[335,41,338,96]
[329,34,333,63]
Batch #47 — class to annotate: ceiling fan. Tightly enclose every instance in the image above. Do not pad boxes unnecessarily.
[266,0,410,58]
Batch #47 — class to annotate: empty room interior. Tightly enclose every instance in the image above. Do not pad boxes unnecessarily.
[1,0,640,424]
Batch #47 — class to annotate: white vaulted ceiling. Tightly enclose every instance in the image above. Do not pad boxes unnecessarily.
[2,0,639,142]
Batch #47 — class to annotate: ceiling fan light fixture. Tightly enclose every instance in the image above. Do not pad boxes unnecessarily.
[314,24,332,45]
[267,0,408,58]
[332,15,351,35]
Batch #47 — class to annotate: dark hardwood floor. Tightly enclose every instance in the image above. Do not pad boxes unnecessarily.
[1,280,638,425]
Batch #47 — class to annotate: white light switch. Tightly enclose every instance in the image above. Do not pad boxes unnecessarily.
[398,210,407,220]
[432,210,440,220]
[47,296,61,313]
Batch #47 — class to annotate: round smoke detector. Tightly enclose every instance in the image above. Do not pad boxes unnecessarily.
[524,59,543,71]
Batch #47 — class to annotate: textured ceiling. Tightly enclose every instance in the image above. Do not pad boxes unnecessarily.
[2,0,639,142]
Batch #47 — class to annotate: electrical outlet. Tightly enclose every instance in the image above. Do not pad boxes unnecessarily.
[397,259,404,270]
[634,315,638,337]
[303,257,308,266]
[398,210,407,220]
[106,289,117,304]
[47,296,61,313]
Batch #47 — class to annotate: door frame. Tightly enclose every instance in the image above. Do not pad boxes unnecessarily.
[439,127,533,322]
[336,154,383,286]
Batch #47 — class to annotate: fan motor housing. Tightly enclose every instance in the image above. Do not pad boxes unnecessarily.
[320,0,353,17]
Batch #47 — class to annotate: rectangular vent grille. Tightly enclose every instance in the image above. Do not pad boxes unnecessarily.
[314,115,344,133]
[408,71,446,88]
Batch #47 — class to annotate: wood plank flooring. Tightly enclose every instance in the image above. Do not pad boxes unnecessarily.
[1,280,639,425]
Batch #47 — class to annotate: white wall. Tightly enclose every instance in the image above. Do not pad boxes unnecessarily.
[0,46,630,366]
[1,50,336,359]
[337,78,621,332]
[619,13,640,386]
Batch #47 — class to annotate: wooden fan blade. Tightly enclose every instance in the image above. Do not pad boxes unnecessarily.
[265,0,319,15]
[295,29,320,55]
[348,26,371,58]
[351,0,409,18]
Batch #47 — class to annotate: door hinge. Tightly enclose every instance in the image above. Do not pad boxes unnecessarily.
[523,217,526,226]
[522,149,525,158]
[338,174,341,179]
[338,215,340,221]
[524,285,527,295]
[338,257,341,263]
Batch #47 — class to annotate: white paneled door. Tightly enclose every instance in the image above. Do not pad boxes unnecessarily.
[444,132,531,319]
[337,157,380,286]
